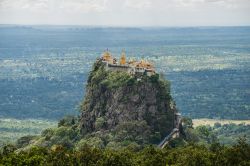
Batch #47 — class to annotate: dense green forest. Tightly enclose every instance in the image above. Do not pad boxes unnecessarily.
[1,137,249,166]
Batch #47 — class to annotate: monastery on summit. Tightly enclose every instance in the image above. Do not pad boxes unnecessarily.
[99,50,156,76]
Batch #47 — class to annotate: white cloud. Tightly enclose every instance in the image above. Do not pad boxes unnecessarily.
[0,0,249,26]
[0,0,108,12]
[60,0,108,13]
[124,0,152,9]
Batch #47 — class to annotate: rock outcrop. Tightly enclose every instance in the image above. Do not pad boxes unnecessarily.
[79,60,177,147]
[20,59,179,149]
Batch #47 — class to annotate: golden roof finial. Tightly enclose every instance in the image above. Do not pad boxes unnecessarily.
[102,48,113,63]
[120,50,126,65]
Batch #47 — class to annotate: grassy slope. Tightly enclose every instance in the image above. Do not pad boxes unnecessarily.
[193,118,250,127]
[0,118,56,147]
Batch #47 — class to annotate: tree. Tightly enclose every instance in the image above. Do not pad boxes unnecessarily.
[1,144,17,156]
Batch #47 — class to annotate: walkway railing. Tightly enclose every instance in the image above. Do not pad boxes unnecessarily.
[158,128,179,148]
[158,113,182,149]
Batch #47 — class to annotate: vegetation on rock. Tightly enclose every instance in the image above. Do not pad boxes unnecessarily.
[12,60,178,150]
[79,60,177,147]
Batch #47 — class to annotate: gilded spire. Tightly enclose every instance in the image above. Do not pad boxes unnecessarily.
[120,50,126,65]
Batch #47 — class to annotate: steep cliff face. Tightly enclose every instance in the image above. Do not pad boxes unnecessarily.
[20,60,178,149]
[79,60,177,146]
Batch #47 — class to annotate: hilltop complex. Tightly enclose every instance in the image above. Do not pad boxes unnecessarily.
[98,50,156,76]
[14,51,182,151]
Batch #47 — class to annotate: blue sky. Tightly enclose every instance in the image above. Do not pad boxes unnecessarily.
[0,0,249,26]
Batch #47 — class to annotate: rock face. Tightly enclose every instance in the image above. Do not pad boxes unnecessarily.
[79,60,177,146]
[17,59,179,150]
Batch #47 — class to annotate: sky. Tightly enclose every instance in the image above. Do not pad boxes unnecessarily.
[0,0,249,26]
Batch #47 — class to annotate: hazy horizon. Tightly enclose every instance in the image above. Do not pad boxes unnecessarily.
[0,0,250,27]
[1,24,250,28]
